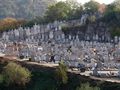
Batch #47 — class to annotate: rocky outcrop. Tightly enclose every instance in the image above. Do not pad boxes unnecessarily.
[62,21,112,42]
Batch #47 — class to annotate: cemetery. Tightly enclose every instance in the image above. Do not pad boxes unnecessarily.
[0,18,120,79]
[1,0,120,89]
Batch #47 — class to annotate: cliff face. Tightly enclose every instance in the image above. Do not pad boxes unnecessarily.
[0,0,56,19]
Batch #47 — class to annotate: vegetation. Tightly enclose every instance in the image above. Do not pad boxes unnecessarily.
[56,60,68,84]
[0,0,105,32]
[45,2,71,22]
[0,0,56,19]
[45,0,83,22]
[0,0,119,33]
[88,15,96,23]
[0,1,120,89]
[0,74,4,84]
[84,0,100,14]
[1,62,31,86]
[76,83,100,90]
[0,61,120,90]
[110,27,120,37]
[102,0,120,36]
[103,1,120,26]
[0,18,26,32]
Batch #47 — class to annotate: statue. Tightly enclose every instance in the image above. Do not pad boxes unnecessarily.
[80,14,88,25]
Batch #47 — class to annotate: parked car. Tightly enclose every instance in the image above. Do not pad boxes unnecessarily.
[64,60,86,72]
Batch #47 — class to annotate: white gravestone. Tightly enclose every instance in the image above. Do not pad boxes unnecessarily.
[49,31,54,39]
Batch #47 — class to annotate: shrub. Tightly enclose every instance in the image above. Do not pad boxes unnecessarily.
[111,27,120,37]
[56,60,68,84]
[88,15,96,23]
[3,62,31,86]
[0,74,4,84]
[76,82,100,90]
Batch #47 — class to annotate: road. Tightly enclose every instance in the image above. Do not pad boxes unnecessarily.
[26,62,120,83]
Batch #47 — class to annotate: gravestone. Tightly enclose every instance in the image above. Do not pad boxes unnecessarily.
[49,31,54,39]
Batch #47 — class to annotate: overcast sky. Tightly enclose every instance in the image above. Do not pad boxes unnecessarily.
[57,0,115,4]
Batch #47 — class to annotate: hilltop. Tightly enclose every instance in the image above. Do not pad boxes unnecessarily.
[0,0,56,19]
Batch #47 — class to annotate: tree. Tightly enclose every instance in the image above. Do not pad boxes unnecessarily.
[56,60,68,84]
[103,1,120,26]
[45,1,71,22]
[102,0,120,36]
[0,17,26,32]
[84,0,100,14]
[45,1,83,21]
[2,62,31,86]
[68,5,83,20]
[66,0,81,10]
[114,0,120,12]
[113,0,120,21]
[65,0,83,20]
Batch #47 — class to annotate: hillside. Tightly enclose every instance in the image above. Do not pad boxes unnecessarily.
[0,59,120,90]
[0,0,56,19]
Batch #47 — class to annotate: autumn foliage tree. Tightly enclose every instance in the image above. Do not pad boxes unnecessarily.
[0,17,26,32]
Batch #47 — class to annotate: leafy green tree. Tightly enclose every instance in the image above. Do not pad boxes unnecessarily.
[103,1,120,26]
[100,0,120,39]
[114,0,120,12]
[104,4,115,19]
[45,1,83,21]
[56,60,68,84]
[113,0,120,22]
[66,0,81,10]
[66,0,83,20]
[3,62,31,86]
[84,0,100,13]
[68,5,83,20]
[45,2,71,22]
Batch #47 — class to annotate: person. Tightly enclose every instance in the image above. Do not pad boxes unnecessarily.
[50,55,55,63]
[67,46,72,53]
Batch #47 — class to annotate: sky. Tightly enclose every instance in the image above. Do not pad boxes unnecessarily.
[57,0,115,4]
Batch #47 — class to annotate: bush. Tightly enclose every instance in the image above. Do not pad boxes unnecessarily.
[76,82,100,90]
[2,62,31,86]
[56,60,68,84]
[0,74,4,84]
[111,27,120,37]
[0,18,26,32]
[88,15,96,23]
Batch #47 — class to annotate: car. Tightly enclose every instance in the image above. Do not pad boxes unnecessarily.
[77,63,86,72]
[64,60,86,72]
